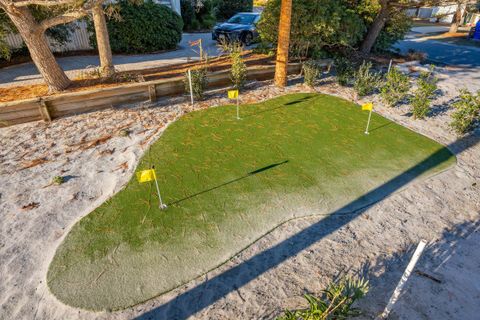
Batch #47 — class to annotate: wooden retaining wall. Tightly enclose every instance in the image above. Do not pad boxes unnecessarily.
[0,63,304,128]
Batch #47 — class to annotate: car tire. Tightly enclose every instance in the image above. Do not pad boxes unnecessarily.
[243,33,253,46]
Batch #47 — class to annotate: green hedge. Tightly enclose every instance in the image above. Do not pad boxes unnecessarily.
[181,0,216,31]
[89,0,183,54]
[215,0,253,20]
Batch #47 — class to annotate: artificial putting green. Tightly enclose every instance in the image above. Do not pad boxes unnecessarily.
[47,93,455,310]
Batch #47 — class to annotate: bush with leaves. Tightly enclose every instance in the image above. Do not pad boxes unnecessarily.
[334,57,354,86]
[450,89,480,134]
[277,277,369,320]
[354,61,382,97]
[303,60,321,87]
[180,0,216,31]
[229,43,247,89]
[215,0,254,21]
[184,67,208,100]
[380,67,411,107]
[89,0,183,54]
[258,0,366,58]
[411,67,438,119]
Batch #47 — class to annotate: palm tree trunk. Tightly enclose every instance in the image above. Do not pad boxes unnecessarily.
[6,6,71,92]
[92,3,114,77]
[360,0,390,54]
[274,0,292,88]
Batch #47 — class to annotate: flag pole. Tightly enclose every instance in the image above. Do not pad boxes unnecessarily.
[152,168,167,210]
[188,69,194,106]
[365,108,372,135]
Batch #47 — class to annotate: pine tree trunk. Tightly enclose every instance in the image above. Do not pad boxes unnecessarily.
[5,6,71,92]
[274,0,292,88]
[449,3,465,33]
[92,3,115,77]
[360,0,390,54]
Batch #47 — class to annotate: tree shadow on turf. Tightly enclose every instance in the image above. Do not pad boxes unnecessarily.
[169,160,289,206]
[135,132,479,320]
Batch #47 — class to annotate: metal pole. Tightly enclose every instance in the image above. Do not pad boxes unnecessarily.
[377,240,427,319]
[153,175,167,210]
[388,59,393,73]
[365,109,373,135]
[188,69,194,106]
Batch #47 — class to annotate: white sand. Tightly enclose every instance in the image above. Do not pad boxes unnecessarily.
[0,63,479,320]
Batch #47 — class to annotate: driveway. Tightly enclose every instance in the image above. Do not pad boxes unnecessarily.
[395,32,480,67]
[0,33,220,87]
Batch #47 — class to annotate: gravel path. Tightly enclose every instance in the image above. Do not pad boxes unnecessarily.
[0,63,479,320]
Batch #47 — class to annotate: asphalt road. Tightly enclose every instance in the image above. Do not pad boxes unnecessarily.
[394,32,480,67]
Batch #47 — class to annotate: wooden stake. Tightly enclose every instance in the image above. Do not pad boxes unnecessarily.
[148,84,157,102]
[38,100,52,122]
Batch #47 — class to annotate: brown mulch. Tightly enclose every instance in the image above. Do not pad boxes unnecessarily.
[0,53,273,103]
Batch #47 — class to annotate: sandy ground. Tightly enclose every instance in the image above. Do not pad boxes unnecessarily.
[0,62,479,320]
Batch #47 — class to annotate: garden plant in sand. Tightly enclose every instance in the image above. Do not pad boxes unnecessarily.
[450,89,480,134]
[411,67,438,120]
[277,277,369,320]
[47,93,455,311]
[380,67,411,108]
[354,61,382,97]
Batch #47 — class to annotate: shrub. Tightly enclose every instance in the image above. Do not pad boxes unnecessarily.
[276,277,369,320]
[450,89,480,134]
[90,0,183,54]
[229,43,247,89]
[181,0,216,31]
[380,67,411,107]
[52,176,65,185]
[215,0,254,20]
[184,67,208,100]
[334,57,354,86]
[411,67,438,119]
[257,0,366,58]
[354,61,382,97]
[303,60,321,87]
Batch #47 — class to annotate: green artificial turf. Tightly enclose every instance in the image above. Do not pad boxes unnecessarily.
[47,93,455,310]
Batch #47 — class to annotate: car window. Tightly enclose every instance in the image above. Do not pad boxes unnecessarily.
[227,14,257,25]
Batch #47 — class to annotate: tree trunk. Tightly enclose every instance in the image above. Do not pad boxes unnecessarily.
[92,3,115,77]
[5,6,70,92]
[274,0,292,88]
[449,3,465,33]
[360,0,390,54]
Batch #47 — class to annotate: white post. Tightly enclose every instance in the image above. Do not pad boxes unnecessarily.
[365,109,373,135]
[188,69,194,106]
[388,59,393,73]
[236,96,240,120]
[377,240,427,319]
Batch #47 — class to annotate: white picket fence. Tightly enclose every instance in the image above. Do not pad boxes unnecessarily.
[4,0,181,53]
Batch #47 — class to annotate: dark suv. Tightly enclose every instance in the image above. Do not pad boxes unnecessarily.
[212,12,261,46]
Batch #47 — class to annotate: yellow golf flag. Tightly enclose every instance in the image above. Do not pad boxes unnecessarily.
[136,169,156,183]
[362,102,373,111]
[228,89,239,99]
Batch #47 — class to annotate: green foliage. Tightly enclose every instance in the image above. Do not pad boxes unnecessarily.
[374,11,412,52]
[52,176,65,185]
[276,277,369,320]
[411,67,438,119]
[228,42,247,89]
[354,61,382,97]
[215,0,254,20]
[334,56,354,86]
[450,89,480,134]
[181,0,216,31]
[90,0,183,54]
[380,67,411,107]
[257,0,366,58]
[184,67,208,100]
[302,60,321,87]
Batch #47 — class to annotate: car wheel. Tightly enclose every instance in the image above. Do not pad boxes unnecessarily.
[243,33,253,46]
